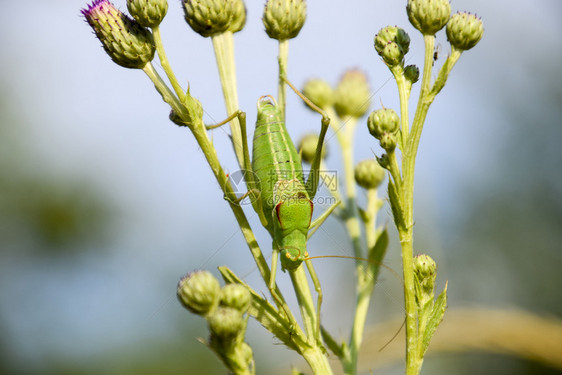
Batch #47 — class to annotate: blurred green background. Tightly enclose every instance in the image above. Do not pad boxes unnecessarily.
[0,0,561,374]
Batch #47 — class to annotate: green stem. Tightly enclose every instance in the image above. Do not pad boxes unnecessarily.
[301,347,334,375]
[393,67,410,149]
[289,266,319,345]
[330,114,380,374]
[290,266,333,375]
[344,189,381,375]
[142,62,183,115]
[401,34,435,375]
[338,118,363,260]
[211,32,244,167]
[277,39,289,119]
[152,26,185,101]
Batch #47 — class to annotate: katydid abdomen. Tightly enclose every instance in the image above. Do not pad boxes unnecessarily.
[252,96,313,271]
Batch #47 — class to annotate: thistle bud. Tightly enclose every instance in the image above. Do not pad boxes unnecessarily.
[127,0,168,28]
[367,108,400,139]
[374,26,410,64]
[354,159,385,190]
[333,69,371,119]
[207,307,245,340]
[298,133,328,164]
[302,79,334,110]
[220,284,251,313]
[177,270,221,315]
[229,0,247,33]
[406,0,451,36]
[379,133,397,151]
[404,64,420,84]
[182,0,246,37]
[414,254,437,295]
[81,0,155,69]
[446,12,484,51]
[263,0,306,41]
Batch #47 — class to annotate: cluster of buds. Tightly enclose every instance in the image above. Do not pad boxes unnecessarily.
[367,108,400,152]
[182,0,247,37]
[406,0,483,51]
[374,26,410,68]
[354,159,385,190]
[177,270,254,373]
[301,69,371,120]
[263,0,307,41]
[81,0,156,69]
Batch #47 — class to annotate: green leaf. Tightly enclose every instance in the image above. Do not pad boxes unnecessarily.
[321,325,344,358]
[388,180,406,231]
[218,266,302,352]
[421,282,448,355]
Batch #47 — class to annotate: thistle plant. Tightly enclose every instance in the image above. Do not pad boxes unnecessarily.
[81,0,483,374]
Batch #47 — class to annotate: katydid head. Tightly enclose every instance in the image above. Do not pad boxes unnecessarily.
[273,187,313,271]
[256,95,280,121]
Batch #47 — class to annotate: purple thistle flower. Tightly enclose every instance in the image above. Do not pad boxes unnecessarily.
[81,0,155,69]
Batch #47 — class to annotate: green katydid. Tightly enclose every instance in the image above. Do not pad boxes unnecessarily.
[215,93,335,340]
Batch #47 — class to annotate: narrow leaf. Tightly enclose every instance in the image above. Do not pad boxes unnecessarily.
[421,282,448,355]
[388,180,406,231]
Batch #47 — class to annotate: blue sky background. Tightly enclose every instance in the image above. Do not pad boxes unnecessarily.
[0,0,561,374]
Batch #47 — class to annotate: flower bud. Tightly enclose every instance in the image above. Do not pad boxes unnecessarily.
[177,270,221,315]
[367,108,400,139]
[298,133,328,164]
[379,132,397,151]
[127,0,168,28]
[374,26,410,61]
[404,64,420,84]
[414,254,437,294]
[302,79,334,110]
[220,284,251,313]
[81,0,155,69]
[182,0,246,37]
[446,12,484,51]
[406,0,451,36]
[333,69,371,119]
[207,307,245,340]
[354,159,385,189]
[263,0,306,41]
[229,0,247,33]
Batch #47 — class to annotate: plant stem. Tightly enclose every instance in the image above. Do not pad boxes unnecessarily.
[393,67,410,149]
[142,62,183,115]
[289,266,319,345]
[301,347,334,375]
[334,116,363,260]
[400,34,436,375]
[152,26,185,101]
[329,113,380,374]
[211,32,245,167]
